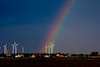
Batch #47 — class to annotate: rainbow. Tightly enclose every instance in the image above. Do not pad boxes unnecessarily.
[40,0,77,53]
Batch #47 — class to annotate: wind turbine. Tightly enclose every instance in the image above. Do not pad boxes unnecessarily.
[45,43,48,53]
[50,41,55,54]
[14,42,19,54]
[12,42,19,54]
[3,43,8,54]
[22,46,24,53]
[48,43,51,54]
[12,44,15,54]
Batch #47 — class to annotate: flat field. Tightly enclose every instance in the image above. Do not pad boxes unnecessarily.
[0,58,100,67]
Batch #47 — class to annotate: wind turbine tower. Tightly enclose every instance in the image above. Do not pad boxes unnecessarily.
[22,46,24,53]
[48,43,51,54]
[3,44,8,54]
[12,44,15,54]
[45,43,48,53]
[0,47,1,54]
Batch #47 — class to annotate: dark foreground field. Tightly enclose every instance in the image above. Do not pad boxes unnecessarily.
[0,59,100,67]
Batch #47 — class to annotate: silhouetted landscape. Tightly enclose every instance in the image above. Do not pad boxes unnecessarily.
[0,52,100,66]
[0,59,100,67]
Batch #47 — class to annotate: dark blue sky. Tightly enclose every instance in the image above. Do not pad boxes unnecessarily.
[0,0,100,54]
